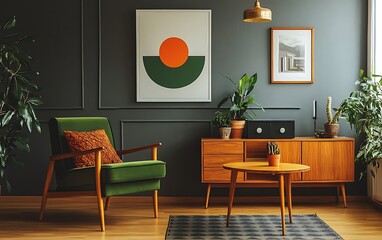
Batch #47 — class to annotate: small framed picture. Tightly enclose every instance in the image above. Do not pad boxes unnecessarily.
[270,27,314,84]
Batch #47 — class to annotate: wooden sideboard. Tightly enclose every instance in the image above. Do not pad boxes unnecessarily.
[201,137,355,208]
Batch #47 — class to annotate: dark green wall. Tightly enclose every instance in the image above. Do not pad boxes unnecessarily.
[1,0,367,196]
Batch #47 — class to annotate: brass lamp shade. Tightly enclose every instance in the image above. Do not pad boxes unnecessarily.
[243,0,272,23]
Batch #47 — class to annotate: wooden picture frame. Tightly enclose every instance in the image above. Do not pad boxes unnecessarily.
[270,27,314,84]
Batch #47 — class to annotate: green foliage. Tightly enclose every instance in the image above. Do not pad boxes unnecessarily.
[267,141,280,155]
[212,111,231,128]
[217,73,263,120]
[0,17,42,193]
[341,69,382,179]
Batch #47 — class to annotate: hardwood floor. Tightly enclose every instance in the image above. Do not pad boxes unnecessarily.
[1,196,382,239]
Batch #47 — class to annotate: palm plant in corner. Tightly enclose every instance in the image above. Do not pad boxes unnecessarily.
[217,73,262,139]
[0,17,42,194]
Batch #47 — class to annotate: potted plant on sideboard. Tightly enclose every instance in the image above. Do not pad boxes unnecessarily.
[0,17,42,194]
[212,111,231,139]
[267,141,280,167]
[324,96,344,137]
[217,73,262,138]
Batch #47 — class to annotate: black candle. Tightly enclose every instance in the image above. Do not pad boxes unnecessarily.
[313,100,317,118]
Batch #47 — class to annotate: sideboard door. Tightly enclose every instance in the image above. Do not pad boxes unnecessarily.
[302,141,354,181]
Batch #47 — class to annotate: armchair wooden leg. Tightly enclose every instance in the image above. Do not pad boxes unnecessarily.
[39,160,55,220]
[39,192,49,220]
[105,196,111,210]
[153,190,158,218]
[96,194,105,231]
[94,151,105,231]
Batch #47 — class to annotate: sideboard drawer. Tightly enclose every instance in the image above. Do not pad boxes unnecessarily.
[203,141,243,155]
[203,155,243,167]
[203,168,244,182]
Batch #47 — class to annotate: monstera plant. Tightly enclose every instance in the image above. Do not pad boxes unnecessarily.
[0,17,42,194]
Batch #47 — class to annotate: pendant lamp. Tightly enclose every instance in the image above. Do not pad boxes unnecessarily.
[243,0,272,23]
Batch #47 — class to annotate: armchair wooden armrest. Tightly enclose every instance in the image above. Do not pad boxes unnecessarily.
[50,147,104,161]
[44,147,104,192]
[40,147,104,223]
[116,143,162,160]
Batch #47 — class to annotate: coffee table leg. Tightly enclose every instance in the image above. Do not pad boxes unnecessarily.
[205,184,211,209]
[279,174,286,236]
[285,174,292,223]
[226,170,238,227]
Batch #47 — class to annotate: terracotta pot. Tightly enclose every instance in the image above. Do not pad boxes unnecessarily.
[267,154,280,167]
[219,127,231,139]
[324,123,339,137]
[230,120,246,139]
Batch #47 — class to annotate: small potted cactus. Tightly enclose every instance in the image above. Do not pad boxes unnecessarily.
[324,96,343,137]
[267,141,281,166]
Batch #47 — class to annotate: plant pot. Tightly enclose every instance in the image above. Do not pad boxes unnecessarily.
[230,120,246,139]
[324,123,339,137]
[267,154,280,167]
[219,127,231,139]
[367,160,382,202]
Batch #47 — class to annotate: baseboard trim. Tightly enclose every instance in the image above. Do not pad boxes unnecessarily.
[157,195,367,205]
[0,195,367,205]
[368,197,382,209]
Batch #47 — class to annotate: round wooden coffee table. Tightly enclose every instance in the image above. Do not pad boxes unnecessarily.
[223,162,310,236]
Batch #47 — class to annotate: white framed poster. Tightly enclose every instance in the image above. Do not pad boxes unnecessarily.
[136,9,211,102]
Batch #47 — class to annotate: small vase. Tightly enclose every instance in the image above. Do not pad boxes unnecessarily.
[230,120,246,139]
[219,127,231,139]
[324,123,339,137]
[267,154,280,167]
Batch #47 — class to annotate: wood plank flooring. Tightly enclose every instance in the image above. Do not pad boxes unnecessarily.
[1,196,382,239]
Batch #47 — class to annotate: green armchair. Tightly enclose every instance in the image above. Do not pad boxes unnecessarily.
[39,117,166,231]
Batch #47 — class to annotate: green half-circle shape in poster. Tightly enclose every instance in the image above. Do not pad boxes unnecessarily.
[143,56,205,89]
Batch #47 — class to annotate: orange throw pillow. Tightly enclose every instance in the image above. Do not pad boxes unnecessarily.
[64,129,123,168]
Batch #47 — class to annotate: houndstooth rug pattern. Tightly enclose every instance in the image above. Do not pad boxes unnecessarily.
[165,214,343,240]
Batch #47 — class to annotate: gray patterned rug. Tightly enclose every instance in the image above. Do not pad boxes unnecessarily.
[165,214,343,240]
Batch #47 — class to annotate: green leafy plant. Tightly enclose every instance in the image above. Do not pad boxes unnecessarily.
[212,111,231,128]
[0,17,42,193]
[217,73,262,120]
[267,141,280,155]
[341,69,382,179]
